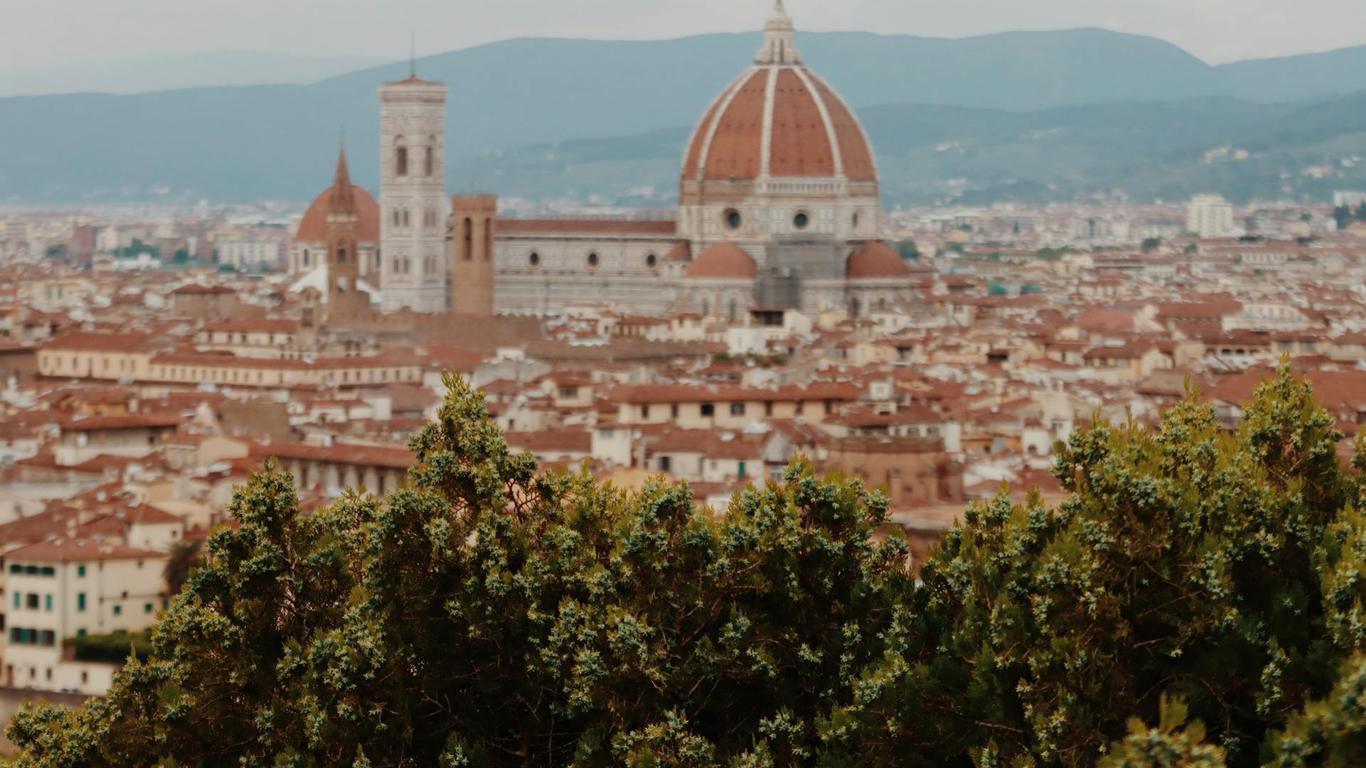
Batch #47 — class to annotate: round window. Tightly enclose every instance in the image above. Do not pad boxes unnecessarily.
[793,212,810,230]
[725,209,742,230]
[528,252,540,268]
[646,253,658,268]
[587,252,600,268]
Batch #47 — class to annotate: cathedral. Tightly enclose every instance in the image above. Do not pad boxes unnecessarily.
[291,1,914,321]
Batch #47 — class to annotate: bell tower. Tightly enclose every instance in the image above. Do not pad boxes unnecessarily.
[379,72,448,313]
[324,145,367,322]
[448,195,497,316]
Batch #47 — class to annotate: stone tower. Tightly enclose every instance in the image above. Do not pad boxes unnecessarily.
[379,74,448,313]
[324,145,368,322]
[448,195,497,316]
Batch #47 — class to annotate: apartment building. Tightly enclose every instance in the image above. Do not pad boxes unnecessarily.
[4,540,168,694]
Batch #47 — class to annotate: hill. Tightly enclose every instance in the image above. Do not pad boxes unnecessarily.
[0,52,390,98]
[453,93,1366,207]
[3,28,1366,203]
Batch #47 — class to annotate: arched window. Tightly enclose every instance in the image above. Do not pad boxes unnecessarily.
[336,246,347,265]
[396,146,408,177]
[701,297,711,317]
[462,218,474,261]
[302,249,310,267]
[728,298,738,322]
[587,252,600,268]
[425,145,435,177]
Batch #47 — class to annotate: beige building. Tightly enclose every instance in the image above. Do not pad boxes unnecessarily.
[1187,195,1236,238]
[38,333,421,390]
[608,383,862,429]
[4,540,168,695]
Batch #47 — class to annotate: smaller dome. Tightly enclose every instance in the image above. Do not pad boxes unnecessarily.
[665,240,692,262]
[847,241,910,279]
[686,242,757,280]
[296,185,381,243]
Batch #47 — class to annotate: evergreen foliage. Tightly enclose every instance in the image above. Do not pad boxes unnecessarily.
[9,367,1364,767]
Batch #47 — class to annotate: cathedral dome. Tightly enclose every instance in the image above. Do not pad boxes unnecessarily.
[681,3,877,185]
[687,242,758,279]
[846,241,910,279]
[296,184,380,243]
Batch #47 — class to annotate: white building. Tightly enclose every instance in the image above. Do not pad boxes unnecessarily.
[1333,191,1366,208]
[216,238,283,270]
[379,74,448,313]
[3,540,168,694]
[1187,195,1236,238]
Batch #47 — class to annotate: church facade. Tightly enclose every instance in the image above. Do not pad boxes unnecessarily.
[292,2,914,320]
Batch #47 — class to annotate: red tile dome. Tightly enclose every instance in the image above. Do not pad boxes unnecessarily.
[295,184,380,243]
[686,242,758,280]
[846,241,910,279]
[681,3,877,185]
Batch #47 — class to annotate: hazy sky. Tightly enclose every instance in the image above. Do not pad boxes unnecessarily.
[5,0,1365,71]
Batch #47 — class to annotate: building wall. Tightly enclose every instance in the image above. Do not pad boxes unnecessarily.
[494,232,681,315]
[380,80,448,313]
[449,196,497,315]
[615,397,845,429]
[55,427,167,467]
[290,240,378,282]
[822,438,962,506]
[217,240,282,269]
[678,178,881,255]
[5,556,166,693]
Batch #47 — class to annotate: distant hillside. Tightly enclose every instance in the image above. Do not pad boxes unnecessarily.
[0,52,390,97]
[452,93,1366,207]
[1217,45,1366,102]
[3,28,1366,203]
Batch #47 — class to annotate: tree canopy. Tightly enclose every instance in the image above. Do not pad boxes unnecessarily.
[9,368,1366,767]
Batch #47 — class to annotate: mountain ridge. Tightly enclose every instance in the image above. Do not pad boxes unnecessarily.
[3,28,1366,204]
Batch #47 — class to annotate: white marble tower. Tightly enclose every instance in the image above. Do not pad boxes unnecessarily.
[379,74,448,313]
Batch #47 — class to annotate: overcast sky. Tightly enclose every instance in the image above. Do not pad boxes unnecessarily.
[5,0,1365,71]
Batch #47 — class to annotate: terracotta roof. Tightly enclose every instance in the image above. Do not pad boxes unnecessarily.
[295,184,380,243]
[846,241,910,280]
[645,428,766,459]
[201,318,299,335]
[683,65,877,183]
[1210,369,1366,414]
[42,332,152,353]
[610,382,860,405]
[253,442,413,470]
[686,242,757,280]
[171,284,235,296]
[385,74,443,87]
[60,414,182,432]
[506,430,592,454]
[150,352,419,372]
[665,240,692,262]
[6,539,165,564]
